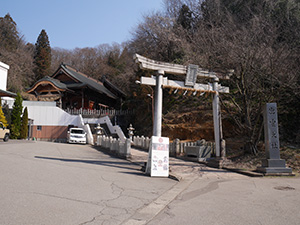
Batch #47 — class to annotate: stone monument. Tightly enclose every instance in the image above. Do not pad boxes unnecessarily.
[257,103,292,175]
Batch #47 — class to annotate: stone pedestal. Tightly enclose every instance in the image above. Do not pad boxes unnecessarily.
[206,157,232,169]
[257,159,292,174]
[256,103,292,175]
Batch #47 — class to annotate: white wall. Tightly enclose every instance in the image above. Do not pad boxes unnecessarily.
[0,61,9,91]
[27,105,79,126]
[2,99,56,109]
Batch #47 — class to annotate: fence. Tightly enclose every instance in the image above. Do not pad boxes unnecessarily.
[95,135,131,159]
[65,108,134,117]
[132,136,151,150]
[132,136,215,157]
[169,139,215,157]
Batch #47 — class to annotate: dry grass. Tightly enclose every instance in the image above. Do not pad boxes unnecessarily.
[228,145,300,174]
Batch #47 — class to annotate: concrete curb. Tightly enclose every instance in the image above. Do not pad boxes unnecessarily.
[122,176,197,225]
[221,167,264,177]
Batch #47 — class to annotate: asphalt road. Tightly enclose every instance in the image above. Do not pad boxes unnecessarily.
[1,140,300,225]
[149,170,300,225]
[0,141,176,225]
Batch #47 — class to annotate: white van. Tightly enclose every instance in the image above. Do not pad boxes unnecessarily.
[67,128,86,144]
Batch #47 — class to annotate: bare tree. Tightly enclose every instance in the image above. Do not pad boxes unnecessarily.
[129,0,300,152]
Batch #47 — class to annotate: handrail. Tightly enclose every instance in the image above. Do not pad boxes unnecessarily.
[64,108,134,116]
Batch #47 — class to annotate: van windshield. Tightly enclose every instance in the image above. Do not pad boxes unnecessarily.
[71,129,85,134]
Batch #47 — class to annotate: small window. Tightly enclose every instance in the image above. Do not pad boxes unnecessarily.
[37,126,42,131]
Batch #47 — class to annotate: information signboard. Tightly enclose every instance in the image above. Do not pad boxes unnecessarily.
[150,136,169,177]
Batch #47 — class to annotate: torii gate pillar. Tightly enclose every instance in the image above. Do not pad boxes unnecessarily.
[212,77,221,157]
[153,70,164,137]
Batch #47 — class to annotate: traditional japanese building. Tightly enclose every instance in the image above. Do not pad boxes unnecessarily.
[27,63,125,110]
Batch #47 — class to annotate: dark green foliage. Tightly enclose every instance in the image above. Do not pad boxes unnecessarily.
[0,14,35,92]
[34,29,51,80]
[20,107,28,139]
[10,92,23,139]
[177,4,194,30]
[0,13,19,51]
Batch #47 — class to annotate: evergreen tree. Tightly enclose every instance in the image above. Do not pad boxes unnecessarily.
[177,4,194,30]
[0,99,8,127]
[0,13,19,51]
[20,107,28,139]
[33,29,51,80]
[2,102,11,127]
[10,92,23,139]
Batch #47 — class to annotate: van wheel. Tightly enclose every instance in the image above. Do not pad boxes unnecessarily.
[3,134,9,142]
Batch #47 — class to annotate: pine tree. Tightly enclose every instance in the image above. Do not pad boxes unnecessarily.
[177,4,193,30]
[0,99,8,127]
[0,13,19,51]
[10,92,23,139]
[20,107,28,139]
[33,29,51,80]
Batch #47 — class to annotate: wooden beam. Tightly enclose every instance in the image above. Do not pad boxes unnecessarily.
[27,80,65,93]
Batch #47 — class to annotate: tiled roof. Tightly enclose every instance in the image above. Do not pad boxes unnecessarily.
[26,76,71,94]
[59,64,117,99]
[39,76,68,90]
[101,76,126,98]
[0,89,17,97]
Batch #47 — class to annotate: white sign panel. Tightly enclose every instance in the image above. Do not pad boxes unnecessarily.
[150,136,169,177]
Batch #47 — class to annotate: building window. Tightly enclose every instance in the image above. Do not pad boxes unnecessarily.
[37,126,42,131]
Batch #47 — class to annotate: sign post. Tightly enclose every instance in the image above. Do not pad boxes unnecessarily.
[147,136,170,177]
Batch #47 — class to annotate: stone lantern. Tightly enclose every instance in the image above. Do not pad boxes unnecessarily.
[127,124,135,142]
[95,124,103,135]
[95,124,104,146]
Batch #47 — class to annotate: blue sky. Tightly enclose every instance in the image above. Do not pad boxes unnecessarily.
[1,0,164,49]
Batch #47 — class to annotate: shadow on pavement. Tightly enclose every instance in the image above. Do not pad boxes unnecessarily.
[119,171,149,177]
[200,169,236,173]
[34,156,146,175]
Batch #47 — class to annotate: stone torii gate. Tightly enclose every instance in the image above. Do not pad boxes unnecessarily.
[134,54,233,158]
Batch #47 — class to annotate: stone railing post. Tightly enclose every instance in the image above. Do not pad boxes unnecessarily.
[141,136,145,149]
[125,138,131,158]
[145,137,150,149]
[174,138,180,156]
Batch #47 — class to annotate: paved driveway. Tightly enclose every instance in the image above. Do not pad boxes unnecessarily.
[149,170,300,225]
[0,141,176,225]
